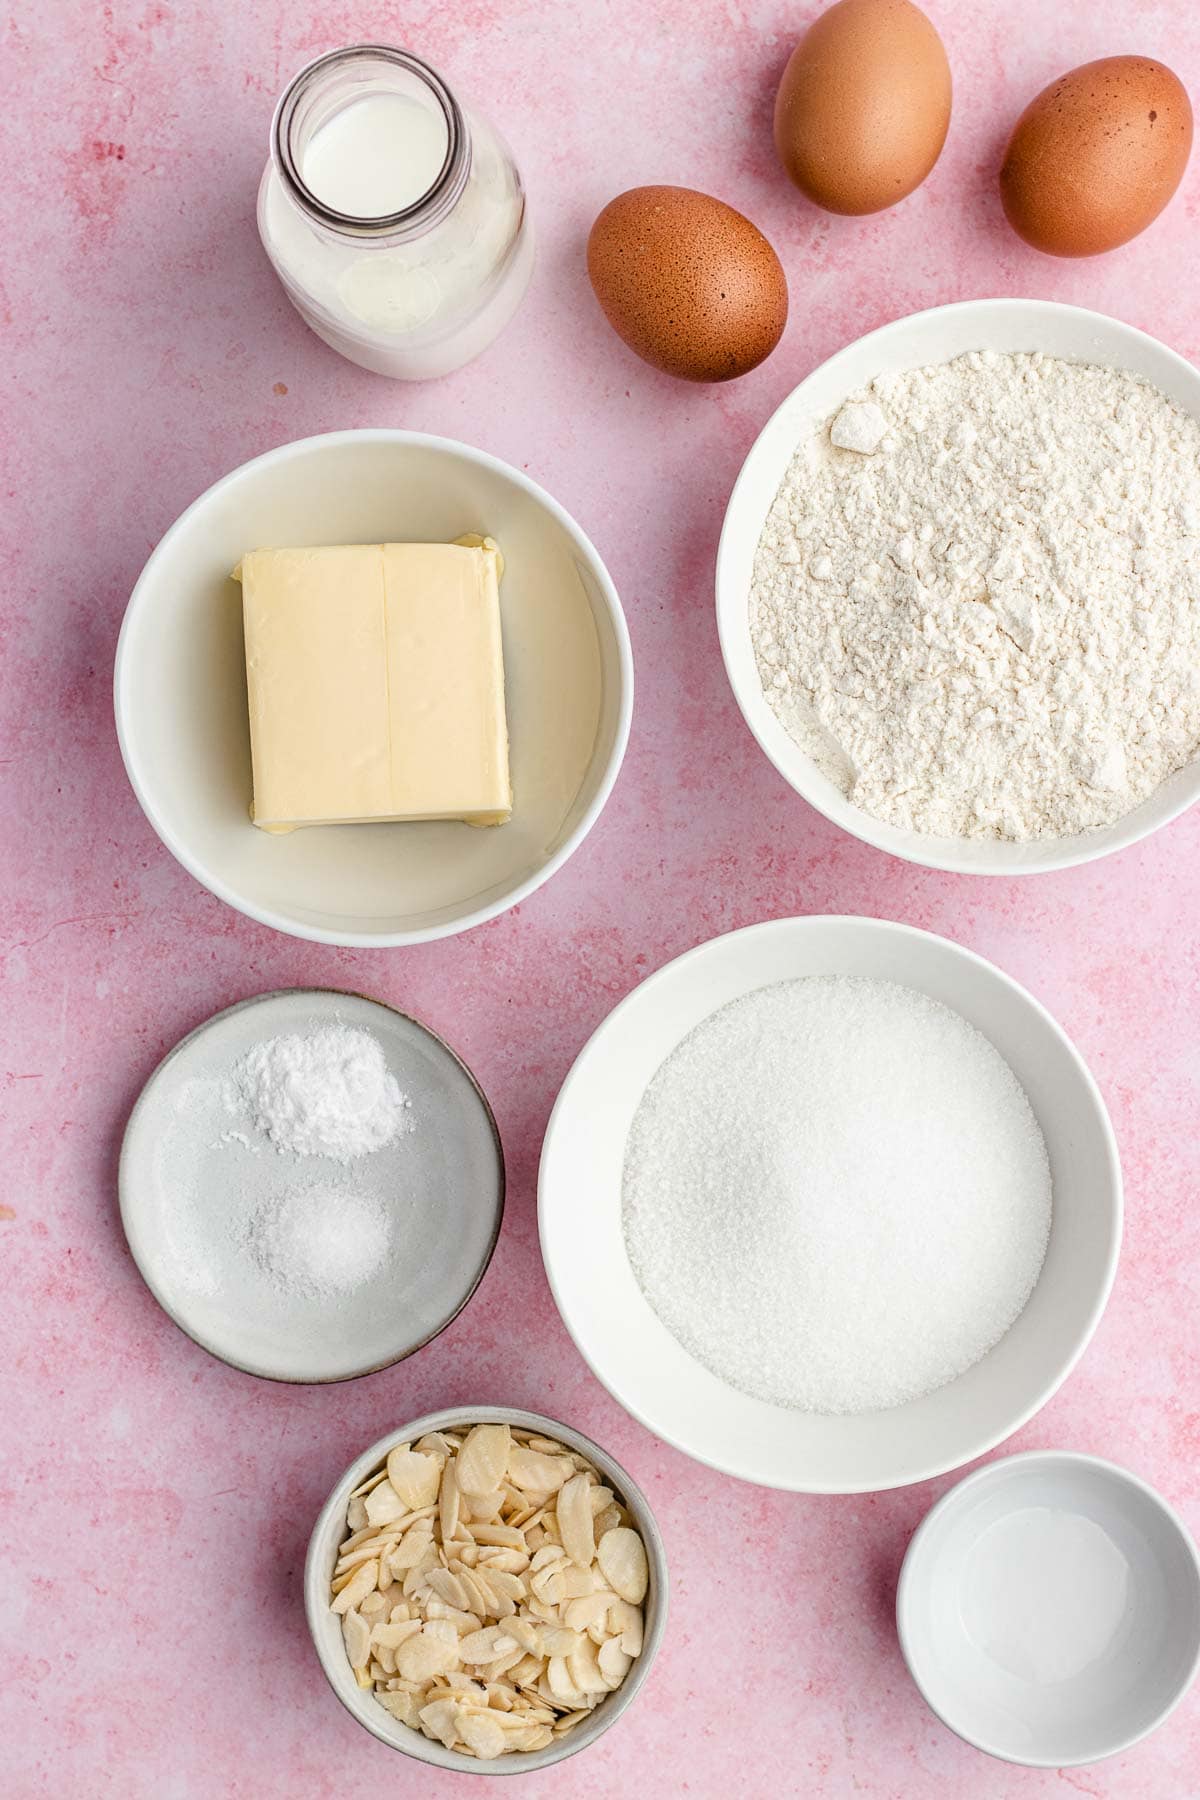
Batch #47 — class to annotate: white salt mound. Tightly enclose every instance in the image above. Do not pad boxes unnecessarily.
[622,976,1052,1415]
[248,1184,393,1299]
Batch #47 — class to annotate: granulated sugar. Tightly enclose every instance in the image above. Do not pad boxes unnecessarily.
[231,1024,412,1162]
[622,977,1051,1414]
[247,1183,393,1298]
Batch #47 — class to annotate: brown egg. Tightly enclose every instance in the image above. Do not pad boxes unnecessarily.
[773,0,952,215]
[1000,57,1193,257]
[586,186,788,382]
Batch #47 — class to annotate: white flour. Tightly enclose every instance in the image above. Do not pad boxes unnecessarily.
[751,351,1200,840]
[230,1024,413,1162]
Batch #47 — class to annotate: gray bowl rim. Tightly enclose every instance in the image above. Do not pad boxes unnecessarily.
[117,987,505,1383]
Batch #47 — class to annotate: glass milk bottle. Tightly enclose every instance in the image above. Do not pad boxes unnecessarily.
[258,46,534,380]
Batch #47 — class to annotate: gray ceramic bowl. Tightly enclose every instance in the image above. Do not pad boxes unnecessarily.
[305,1407,668,1774]
[119,988,505,1383]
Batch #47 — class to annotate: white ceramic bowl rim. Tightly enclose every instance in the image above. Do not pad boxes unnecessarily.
[539,915,1123,1493]
[716,298,1200,875]
[304,1406,669,1775]
[113,428,634,947]
[896,1449,1200,1767]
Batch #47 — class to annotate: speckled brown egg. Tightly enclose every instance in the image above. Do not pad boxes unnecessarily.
[773,0,952,215]
[586,186,788,382]
[1000,57,1193,257]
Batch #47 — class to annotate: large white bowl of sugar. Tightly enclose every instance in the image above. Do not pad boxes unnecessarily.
[717,298,1200,875]
[538,915,1121,1494]
[115,430,632,946]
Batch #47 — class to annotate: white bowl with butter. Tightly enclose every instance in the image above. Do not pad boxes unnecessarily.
[114,431,632,945]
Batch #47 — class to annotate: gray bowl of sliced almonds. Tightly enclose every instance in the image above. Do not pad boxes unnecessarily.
[305,1407,668,1773]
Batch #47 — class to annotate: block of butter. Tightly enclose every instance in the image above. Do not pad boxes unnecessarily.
[235,539,511,830]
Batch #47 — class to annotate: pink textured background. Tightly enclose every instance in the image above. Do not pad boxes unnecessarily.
[4,0,1200,1793]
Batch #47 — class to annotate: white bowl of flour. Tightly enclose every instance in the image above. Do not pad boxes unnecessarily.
[538,916,1121,1493]
[717,299,1200,873]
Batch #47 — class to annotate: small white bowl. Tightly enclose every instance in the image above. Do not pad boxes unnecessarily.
[305,1407,668,1775]
[897,1451,1200,1767]
[716,299,1200,875]
[114,430,632,946]
[538,916,1121,1493]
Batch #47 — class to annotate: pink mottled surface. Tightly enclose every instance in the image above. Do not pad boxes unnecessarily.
[3,0,1200,1793]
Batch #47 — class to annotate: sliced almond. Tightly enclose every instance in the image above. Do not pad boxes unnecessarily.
[397,1627,461,1684]
[455,1424,511,1497]
[598,1637,631,1688]
[509,1654,547,1688]
[370,1619,423,1650]
[425,1615,461,1648]
[467,1521,527,1549]
[471,1571,517,1619]
[478,1566,525,1602]
[418,1695,462,1749]
[424,1601,482,1634]
[596,1527,648,1605]
[455,1567,494,1619]
[477,1547,529,1575]
[458,1625,518,1665]
[458,1709,507,1759]
[505,1616,542,1655]
[363,1479,408,1528]
[425,1567,471,1613]
[342,1608,371,1672]
[388,1520,435,1573]
[438,1459,461,1545]
[563,1591,617,1633]
[350,1466,391,1499]
[572,1641,611,1692]
[444,1672,487,1699]
[463,1488,505,1523]
[375,1689,419,1726]
[557,1563,598,1601]
[530,1566,566,1607]
[414,1430,458,1457]
[529,1544,567,1573]
[387,1446,442,1511]
[334,1533,403,1576]
[331,1559,378,1614]
[546,1656,585,1705]
[508,1447,572,1494]
[556,1473,596,1570]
